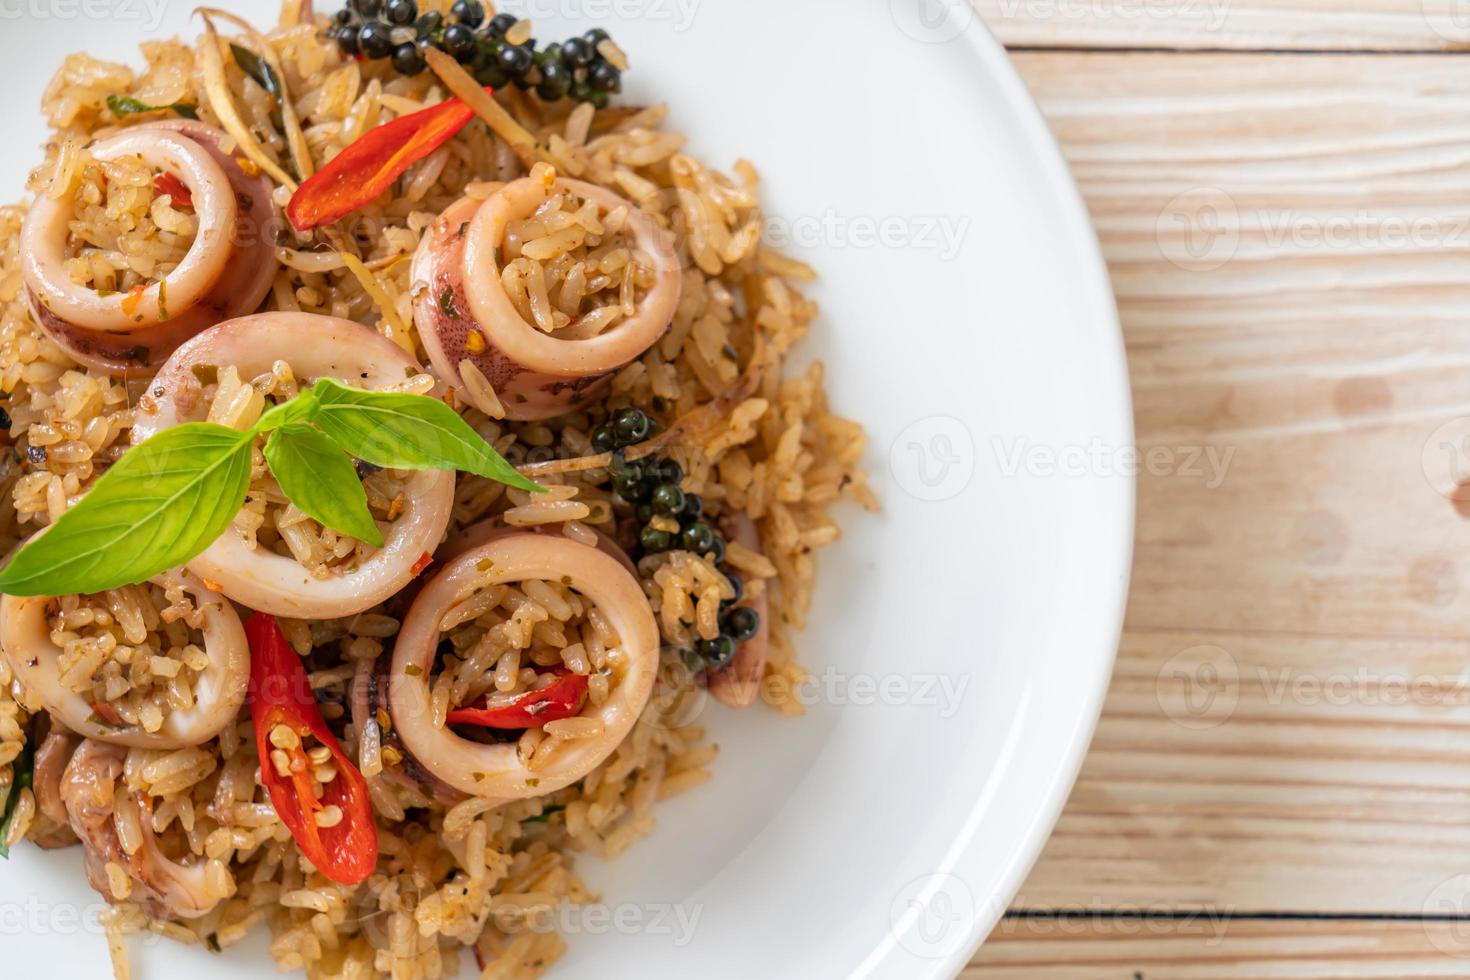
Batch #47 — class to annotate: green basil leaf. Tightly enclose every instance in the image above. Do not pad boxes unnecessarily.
[0,733,34,859]
[106,94,199,120]
[308,378,540,492]
[263,423,385,548]
[230,43,284,128]
[253,389,319,435]
[0,424,252,596]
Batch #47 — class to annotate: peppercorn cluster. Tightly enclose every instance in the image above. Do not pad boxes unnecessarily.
[594,408,761,673]
[328,0,624,104]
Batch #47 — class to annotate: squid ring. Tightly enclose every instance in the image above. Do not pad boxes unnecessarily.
[411,177,682,420]
[389,533,659,802]
[129,312,456,620]
[0,572,248,749]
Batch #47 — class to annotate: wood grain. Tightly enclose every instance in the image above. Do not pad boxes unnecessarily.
[990,49,1470,922]
[970,919,1470,978]
[976,0,1470,51]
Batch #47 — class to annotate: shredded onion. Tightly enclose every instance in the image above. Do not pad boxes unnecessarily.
[339,252,413,354]
[197,8,315,181]
[423,47,541,167]
[194,9,297,189]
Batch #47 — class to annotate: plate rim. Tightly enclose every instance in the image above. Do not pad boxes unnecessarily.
[922,10,1136,978]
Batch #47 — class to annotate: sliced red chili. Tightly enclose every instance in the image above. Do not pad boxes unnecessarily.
[246,613,378,885]
[446,672,590,729]
[411,552,434,577]
[285,90,490,232]
[153,172,193,211]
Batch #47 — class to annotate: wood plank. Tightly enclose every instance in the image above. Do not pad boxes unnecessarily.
[1017,50,1470,640]
[976,0,1470,51]
[969,919,1470,979]
[1001,51,1470,915]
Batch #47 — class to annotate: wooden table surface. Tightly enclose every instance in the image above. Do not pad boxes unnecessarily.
[963,1,1470,975]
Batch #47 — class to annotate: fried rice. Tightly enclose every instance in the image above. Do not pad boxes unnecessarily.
[0,4,875,977]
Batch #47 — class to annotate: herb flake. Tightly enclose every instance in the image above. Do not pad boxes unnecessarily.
[106,94,199,120]
[230,44,284,129]
[0,735,35,859]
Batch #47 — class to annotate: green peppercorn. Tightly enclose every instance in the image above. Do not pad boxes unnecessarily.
[681,521,715,555]
[537,63,571,101]
[722,571,744,607]
[651,484,685,516]
[444,23,478,61]
[392,41,426,74]
[385,0,417,25]
[590,61,621,93]
[358,22,394,58]
[589,90,611,110]
[560,37,592,68]
[706,534,726,564]
[590,425,616,453]
[334,24,360,54]
[449,0,483,26]
[498,43,533,77]
[488,11,517,34]
[612,471,648,502]
[614,408,650,445]
[698,635,737,669]
[681,492,704,519]
[640,526,675,553]
[724,607,760,643]
[414,10,442,35]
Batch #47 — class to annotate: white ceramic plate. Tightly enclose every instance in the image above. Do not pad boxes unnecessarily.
[0,1,1132,977]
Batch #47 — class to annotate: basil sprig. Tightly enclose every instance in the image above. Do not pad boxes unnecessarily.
[0,380,539,598]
